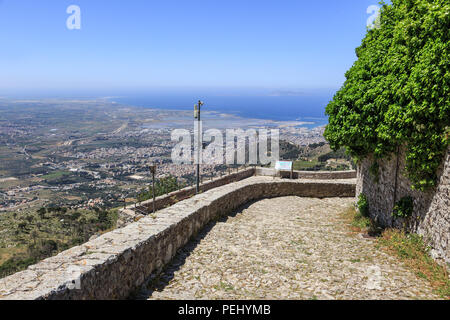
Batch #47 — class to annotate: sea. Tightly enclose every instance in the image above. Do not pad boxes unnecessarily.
[4,89,335,129]
[110,90,334,129]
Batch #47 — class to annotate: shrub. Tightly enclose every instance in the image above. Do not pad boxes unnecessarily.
[0,256,37,279]
[392,196,414,219]
[357,193,370,217]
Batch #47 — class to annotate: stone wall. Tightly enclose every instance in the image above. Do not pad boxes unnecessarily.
[119,167,355,226]
[118,168,255,226]
[356,147,449,263]
[0,176,355,300]
[255,167,356,180]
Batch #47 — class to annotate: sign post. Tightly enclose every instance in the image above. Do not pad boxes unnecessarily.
[274,161,293,179]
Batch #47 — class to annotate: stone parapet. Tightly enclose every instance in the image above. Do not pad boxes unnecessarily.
[118,168,255,226]
[0,176,355,300]
[255,168,356,179]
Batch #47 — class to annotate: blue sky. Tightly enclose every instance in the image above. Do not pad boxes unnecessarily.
[0,0,384,95]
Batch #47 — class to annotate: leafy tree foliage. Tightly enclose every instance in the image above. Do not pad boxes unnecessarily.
[325,0,449,190]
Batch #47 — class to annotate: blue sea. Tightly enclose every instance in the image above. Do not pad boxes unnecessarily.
[111,90,334,128]
[6,88,335,128]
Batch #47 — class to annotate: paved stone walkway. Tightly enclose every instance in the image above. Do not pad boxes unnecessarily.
[141,197,439,300]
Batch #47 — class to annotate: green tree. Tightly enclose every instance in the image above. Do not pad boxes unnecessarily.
[324,0,449,190]
[37,207,46,219]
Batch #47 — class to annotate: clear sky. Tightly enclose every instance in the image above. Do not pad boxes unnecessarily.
[0,0,384,95]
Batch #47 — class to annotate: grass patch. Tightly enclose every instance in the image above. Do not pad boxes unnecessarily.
[341,206,372,233]
[293,160,320,170]
[341,207,450,300]
[341,206,449,299]
[377,229,450,299]
[0,246,26,265]
[41,171,71,180]
[214,281,235,292]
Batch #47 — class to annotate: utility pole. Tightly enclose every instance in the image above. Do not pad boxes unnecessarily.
[194,100,204,194]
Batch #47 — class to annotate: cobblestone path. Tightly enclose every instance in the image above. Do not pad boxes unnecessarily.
[141,197,439,300]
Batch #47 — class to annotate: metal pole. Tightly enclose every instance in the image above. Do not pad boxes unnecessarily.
[290,163,293,180]
[152,170,156,214]
[196,100,202,194]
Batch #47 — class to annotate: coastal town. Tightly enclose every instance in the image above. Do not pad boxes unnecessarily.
[0,100,330,213]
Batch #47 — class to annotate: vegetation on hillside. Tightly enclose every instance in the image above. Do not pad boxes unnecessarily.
[325,0,449,190]
[136,175,185,203]
[317,148,352,163]
[279,141,302,160]
[0,207,118,279]
[293,145,355,171]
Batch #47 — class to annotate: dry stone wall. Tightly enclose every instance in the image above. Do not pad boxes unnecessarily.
[0,176,355,300]
[356,147,449,263]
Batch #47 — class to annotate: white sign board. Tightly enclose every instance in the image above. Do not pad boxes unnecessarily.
[275,161,293,171]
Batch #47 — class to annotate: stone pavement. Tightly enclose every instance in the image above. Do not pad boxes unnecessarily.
[141,196,439,300]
